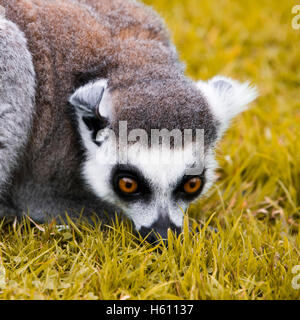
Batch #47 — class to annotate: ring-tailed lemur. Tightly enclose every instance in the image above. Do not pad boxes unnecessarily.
[0,0,257,243]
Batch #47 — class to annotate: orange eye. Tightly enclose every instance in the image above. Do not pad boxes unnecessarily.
[118,177,138,194]
[183,177,202,194]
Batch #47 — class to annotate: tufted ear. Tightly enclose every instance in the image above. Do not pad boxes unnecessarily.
[196,76,258,138]
[69,79,114,147]
[69,79,113,119]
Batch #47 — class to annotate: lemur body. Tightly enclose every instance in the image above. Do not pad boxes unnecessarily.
[0,0,257,242]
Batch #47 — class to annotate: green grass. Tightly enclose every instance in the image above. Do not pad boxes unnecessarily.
[0,0,300,299]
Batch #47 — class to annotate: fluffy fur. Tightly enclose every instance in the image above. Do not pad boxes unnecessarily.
[0,0,256,238]
[0,14,35,215]
[197,76,258,138]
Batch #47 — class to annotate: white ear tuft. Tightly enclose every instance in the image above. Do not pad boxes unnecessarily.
[69,79,114,152]
[69,79,113,120]
[196,76,258,137]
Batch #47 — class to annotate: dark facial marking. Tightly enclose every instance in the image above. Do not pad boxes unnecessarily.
[82,116,109,146]
[111,164,152,202]
[173,171,206,201]
[0,141,6,149]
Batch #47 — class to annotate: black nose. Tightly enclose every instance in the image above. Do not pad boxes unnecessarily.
[139,216,182,245]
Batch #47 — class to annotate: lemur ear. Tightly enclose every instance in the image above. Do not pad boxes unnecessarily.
[69,79,113,147]
[196,76,258,137]
[69,79,113,120]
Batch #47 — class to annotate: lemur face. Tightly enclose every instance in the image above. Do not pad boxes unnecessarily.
[82,138,217,243]
[70,77,257,243]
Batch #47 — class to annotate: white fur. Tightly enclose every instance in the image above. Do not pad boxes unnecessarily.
[69,79,114,120]
[196,76,258,137]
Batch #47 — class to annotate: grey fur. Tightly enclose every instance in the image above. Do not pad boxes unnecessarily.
[0,16,35,214]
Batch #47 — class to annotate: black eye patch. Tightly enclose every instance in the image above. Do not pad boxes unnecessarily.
[82,116,109,146]
[111,164,152,202]
[173,171,206,201]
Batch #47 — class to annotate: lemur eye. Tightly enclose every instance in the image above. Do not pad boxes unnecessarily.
[183,177,202,194]
[113,167,151,201]
[118,177,138,194]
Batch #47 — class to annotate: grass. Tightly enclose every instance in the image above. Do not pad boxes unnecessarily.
[0,0,300,299]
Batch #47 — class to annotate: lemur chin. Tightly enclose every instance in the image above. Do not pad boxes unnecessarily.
[0,0,257,244]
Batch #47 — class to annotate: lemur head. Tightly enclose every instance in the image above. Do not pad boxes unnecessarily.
[70,76,257,243]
